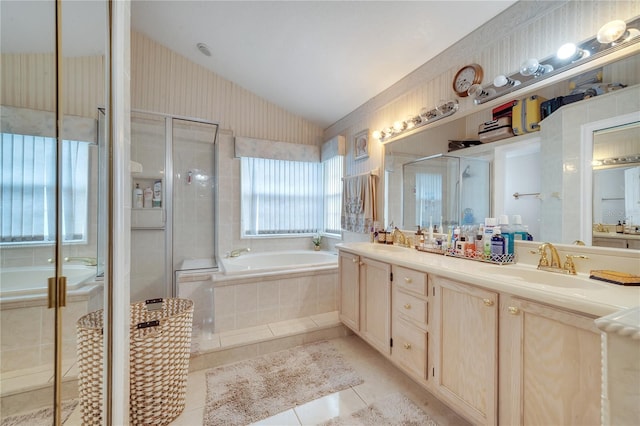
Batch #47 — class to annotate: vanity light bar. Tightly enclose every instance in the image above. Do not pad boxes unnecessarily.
[593,153,640,167]
[475,15,640,105]
[373,100,459,142]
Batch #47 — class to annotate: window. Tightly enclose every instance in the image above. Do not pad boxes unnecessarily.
[240,156,343,237]
[323,155,343,235]
[1,133,90,244]
[415,173,442,229]
[241,157,323,236]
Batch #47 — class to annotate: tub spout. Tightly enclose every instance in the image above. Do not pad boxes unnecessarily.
[64,256,97,266]
[228,248,250,258]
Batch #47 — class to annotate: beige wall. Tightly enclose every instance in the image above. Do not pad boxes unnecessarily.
[131,31,324,145]
[323,0,640,240]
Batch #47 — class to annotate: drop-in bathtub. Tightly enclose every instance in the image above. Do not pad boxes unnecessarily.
[219,250,338,276]
[178,250,339,336]
[0,264,103,374]
[0,265,98,301]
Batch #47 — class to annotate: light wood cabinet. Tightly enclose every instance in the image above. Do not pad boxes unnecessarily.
[430,275,498,426]
[499,296,601,426]
[360,257,392,355]
[338,250,360,331]
[391,265,429,381]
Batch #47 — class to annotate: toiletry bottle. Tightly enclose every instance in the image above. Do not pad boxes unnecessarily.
[456,236,466,256]
[153,180,162,208]
[475,224,484,256]
[523,225,534,241]
[512,215,527,241]
[133,183,143,208]
[490,227,505,260]
[143,186,153,208]
[498,214,514,255]
[483,218,496,257]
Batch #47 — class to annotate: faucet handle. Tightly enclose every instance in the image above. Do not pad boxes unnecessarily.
[530,246,550,267]
[563,254,588,275]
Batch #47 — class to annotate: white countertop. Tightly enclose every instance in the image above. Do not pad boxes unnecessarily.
[593,231,640,241]
[337,242,640,318]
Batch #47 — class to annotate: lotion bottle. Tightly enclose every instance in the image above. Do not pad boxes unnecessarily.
[133,183,143,208]
[143,186,153,208]
[490,227,505,260]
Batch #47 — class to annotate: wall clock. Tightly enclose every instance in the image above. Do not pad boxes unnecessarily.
[453,64,483,97]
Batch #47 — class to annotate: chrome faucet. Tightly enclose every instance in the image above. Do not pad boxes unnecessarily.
[530,242,587,275]
[64,256,98,266]
[228,248,250,258]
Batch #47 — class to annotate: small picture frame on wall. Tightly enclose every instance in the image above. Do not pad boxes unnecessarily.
[353,129,369,161]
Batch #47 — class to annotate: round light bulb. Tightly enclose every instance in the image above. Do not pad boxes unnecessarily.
[597,20,627,44]
[393,121,405,131]
[520,58,540,76]
[493,75,509,87]
[467,84,484,97]
[557,43,578,60]
[372,130,382,140]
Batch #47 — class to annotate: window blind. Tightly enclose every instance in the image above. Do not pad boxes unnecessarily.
[241,157,323,236]
[1,133,89,243]
[415,173,442,229]
[323,156,343,235]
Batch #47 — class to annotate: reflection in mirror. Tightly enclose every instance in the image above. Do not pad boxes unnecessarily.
[592,121,640,249]
[401,154,490,231]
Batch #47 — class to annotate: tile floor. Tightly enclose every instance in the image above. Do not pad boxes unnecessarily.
[8,316,470,425]
[170,334,470,425]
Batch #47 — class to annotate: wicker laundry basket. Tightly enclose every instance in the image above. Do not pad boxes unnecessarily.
[77,298,194,425]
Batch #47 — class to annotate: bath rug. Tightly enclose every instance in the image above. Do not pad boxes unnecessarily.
[0,399,78,426]
[203,340,363,425]
[320,392,439,426]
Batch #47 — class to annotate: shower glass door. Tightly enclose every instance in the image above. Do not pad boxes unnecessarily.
[0,0,108,422]
[171,118,219,282]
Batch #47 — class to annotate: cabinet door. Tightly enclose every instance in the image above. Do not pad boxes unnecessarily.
[500,296,601,426]
[360,257,391,355]
[431,275,498,425]
[338,251,360,331]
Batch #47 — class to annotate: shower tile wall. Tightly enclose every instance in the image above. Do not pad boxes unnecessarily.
[130,113,167,302]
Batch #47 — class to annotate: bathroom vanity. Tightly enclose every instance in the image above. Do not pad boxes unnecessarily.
[337,241,640,425]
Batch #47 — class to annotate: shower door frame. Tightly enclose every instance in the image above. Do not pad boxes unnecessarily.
[132,109,219,298]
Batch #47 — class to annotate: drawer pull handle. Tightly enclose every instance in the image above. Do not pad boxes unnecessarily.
[404,277,412,284]
[404,303,411,310]
[404,343,412,350]
[483,298,494,307]
[508,306,520,315]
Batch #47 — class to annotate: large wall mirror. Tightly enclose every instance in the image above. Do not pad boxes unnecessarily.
[589,120,640,249]
[383,51,640,251]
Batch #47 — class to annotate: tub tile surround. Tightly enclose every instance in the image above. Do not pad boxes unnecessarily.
[179,267,338,335]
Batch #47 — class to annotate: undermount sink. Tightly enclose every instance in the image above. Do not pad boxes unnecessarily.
[479,264,607,289]
[368,244,412,252]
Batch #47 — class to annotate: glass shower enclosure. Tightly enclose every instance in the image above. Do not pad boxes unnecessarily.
[130,111,219,302]
[402,154,491,230]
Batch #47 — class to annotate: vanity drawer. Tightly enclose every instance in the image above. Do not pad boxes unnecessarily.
[394,266,428,296]
[394,289,427,328]
[392,317,427,379]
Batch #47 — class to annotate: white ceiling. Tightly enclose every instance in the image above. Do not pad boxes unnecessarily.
[131,1,518,128]
[1,0,519,129]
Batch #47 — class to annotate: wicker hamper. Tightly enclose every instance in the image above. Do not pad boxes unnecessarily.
[77,298,194,425]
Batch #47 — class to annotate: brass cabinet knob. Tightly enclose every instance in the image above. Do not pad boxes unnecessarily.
[404,277,412,283]
[359,261,365,266]
[483,298,494,307]
[508,306,520,315]
[404,343,412,350]
[404,303,411,310]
